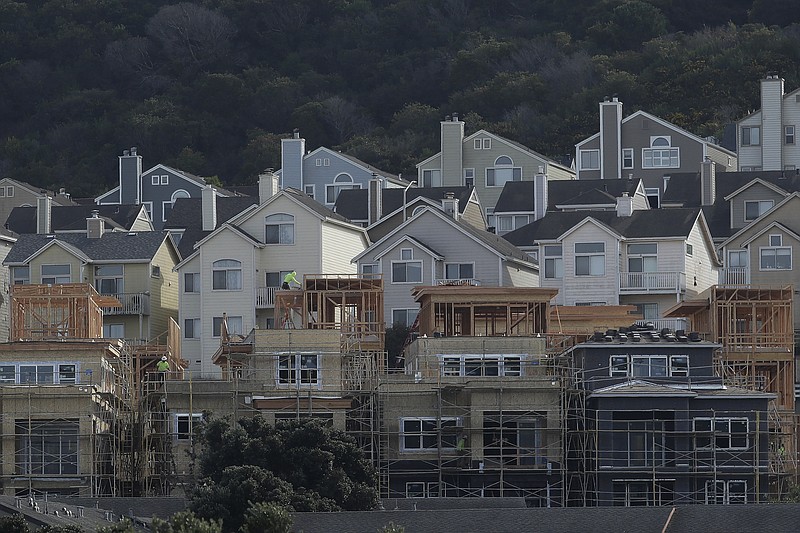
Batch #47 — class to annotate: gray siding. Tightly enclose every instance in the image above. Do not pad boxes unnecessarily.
[729,182,785,230]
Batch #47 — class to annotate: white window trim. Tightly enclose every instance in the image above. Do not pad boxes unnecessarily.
[174,413,203,441]
[265,213,295,245]
[439,354,525,377]
[483,138,491,149]
[6,185,14,197]
[212,315,243,337]
[391,260,423,284]
[0,362,80,384]
[211,259,243,291]
[160,175,169,185]
[151,175,159,185]
[142,201,153,221]
[705,480,748,505]
[579,149,600,170]
[694,418,749,451]
[759,244,792,271]
[391,308,418,327]
[184,318,201,339]
[443,261,475,281]
[574,242,605,276]
[304,184,315,198]
[609,354,689,378]
[744,200,774,221]
[785,125,795,145]
[275,352,320,388]
[741,126,761,147]
[184,272,200,293]
[41,263,71,284]
[622,148,634,169]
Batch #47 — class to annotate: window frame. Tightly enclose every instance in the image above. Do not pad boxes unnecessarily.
[184,272,200,293]
[400,417,458,452]
[184,318,201,339]
[444,262,474,281]
[265,213,295,245]
[391,308,418,328]
[609,354,689,378]
[486,156,522,187]
[276,353,320,387]
[579,149,600,170]
[421,169,440,188]
[325,173,360,204]
[12,266,30,285]
[212,315,243,337]
[94,265,124,296]
[212,259,243,291]
[175,413,203,441]
[391,258,423,284]
[543,245,563,280]
[744,200,774,221]
[694,417,749,450]
[15,419,79,475]
[622,148,634,169]
[759,236,791,270]
[575,242,605,276]
[439,354,525,377]
[741,126,761,147]
[41,264,71,284]
[304,184,315,199]
[785,125,795,145]
[642,137,680,169]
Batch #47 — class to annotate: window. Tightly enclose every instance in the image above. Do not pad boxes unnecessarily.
[163,189,190,222]
[151,265,161,278]
[543,245,563,279]
[486,156,522,187]
[392,308,418,328]
[94,265,123,295]
[464,168,475,187]
[103,323,125,339]
[483,411,544,466]
[580,150,600,170]
[786,125,795,145]
[643,137,679,168]
[265,213,295,244]
[143,202,153,221]
[323,158,330,166]
[486,208,495,229]
[325,174,359,204]
[627,243,657,273]
[622,148,634,169]
[406,482,426,498]
[444,263,474,280]
[58,364,76,384]
[184,318,200,339]
[392,249,422,283]
[401,248,412,260]
[421,169,440,188]
[744,200,773,221]
[6,185,13,197]
[360,264,379,277]
[645,187,660,208]
[400,417,458,451]
[496,215,530,233]
[705,480,747,505]
[612,413,665,467]
[15,419,79,475]
[440,355,524,377]
[160,175,169,185]
[212,259,242,290]
[184,272,200,293]
[609,355,689,378]
[694,418,748,449]
[265,270,292,288]
[304,184,315,199]
[212,315,243,337]
[175,413,202,440]
[760,236,791,270]
[41,264,70,284]
[686,243,693,256]
[728,250,747,268]
[741,126,760,146]
[634,303,659,320]
[315,158,322,166]
[12,266,29,285]
[473,138,491,150]
[151,175,160,185]
[277,354,319,385]
[575,243,604,276]
[20,365,54,384]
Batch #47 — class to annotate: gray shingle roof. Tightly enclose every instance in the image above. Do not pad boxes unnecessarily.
[494,179,641,213]
[4,231,170,264]
[165,196,260,257]
[503,208,702,246]
[5,204,144,235]
[335,186,474,221]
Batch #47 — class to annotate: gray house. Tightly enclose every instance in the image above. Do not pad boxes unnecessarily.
[277,131,409,206]
[95,148,235,229]
[575,98,736,207]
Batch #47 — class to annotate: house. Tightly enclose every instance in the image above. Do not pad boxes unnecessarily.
[416,114,574,220]
[6,197,152,235]
[737,74,800,172]
[491,175,649,235]
[3,219,181,342]
[575,97,736,207]
[352,207,538,329]
[277,130,409,206]
[174,179,369,377]
[0,229,15,341]
[568,334,774,506]
[0,177,75,228]
[95,147,236,230]
[334,182,486,238]
[504,201,720,329]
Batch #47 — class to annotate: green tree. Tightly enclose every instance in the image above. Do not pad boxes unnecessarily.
[0,514,32,533]
[239,501,293,533]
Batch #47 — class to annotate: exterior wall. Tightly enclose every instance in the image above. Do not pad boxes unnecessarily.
[141,167,204,230]
[148,241,180,339]
[728,182,786,230]
[0,180,73,231]
[559,224,620,306]
[300,149,386,207]
[737,112,763,170]
[684,221,719,298]
[0,239,13,342]
[706,145,737,172]
[503,261,538,287]
[761,76,784,171]
[320,222,366,275]
[783,92,800,169]
[440,120,464,184]
[460,197,486,230]
[177,255,202,372]
[280,137,305,190]
[26,245,85,284]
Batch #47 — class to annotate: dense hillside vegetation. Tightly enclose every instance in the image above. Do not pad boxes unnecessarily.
[1,0,800,197]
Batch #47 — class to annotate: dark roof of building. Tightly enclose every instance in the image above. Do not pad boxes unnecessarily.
[503,208,702,246]
[286,187,352,224]
[335,186,474,221]
[494,179,640,213]
[165,196,260,257]
[5,204,144,235]
[225,185,259,197]
[4,231,171,264]
[335,151,402,181]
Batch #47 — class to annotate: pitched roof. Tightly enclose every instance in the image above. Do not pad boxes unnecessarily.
[0,178,77,206]
[5,231,172,264]
[5,204,145,235]
[335,186,474,221]
[494,179,642,213]
[504,208,703,246]
[164,196,260,257]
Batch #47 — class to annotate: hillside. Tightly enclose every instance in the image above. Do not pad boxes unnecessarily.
[1,0,799,197]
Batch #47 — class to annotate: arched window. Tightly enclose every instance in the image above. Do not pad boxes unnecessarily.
[162,189,190,222]
[212,259,242,290]
[265,213,295,244]
[486,156,521,187]
[326,173,360,204]
[643,136,679,168]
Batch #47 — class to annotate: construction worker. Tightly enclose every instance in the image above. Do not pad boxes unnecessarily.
[282,271,299,290]
[457,434,468,467]
[156,356,169,380]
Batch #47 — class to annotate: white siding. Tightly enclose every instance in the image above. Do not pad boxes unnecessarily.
[560,224,620,306]
[684,222,718,298]
[320,223,366,274]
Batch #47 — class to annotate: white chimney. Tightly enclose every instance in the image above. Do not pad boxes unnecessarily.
[533,166,548,221]
[202,185,217,231]
[616,192,634,217]
[368,177,383,225]
[700,157,716,206]
[87,210,105,238]
[259,169,279,204]
[36,196,52,234]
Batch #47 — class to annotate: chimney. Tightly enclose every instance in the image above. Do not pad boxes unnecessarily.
[368,177,383,225]
[281,131,305,189]
[533,166,548,221]
[202,185,217,231]
[36,196,52,234]
[760,73,785,171]
[440,114,464,187]
[259,169,280,203]
[119,147,142,205]
[86,210,105,238]
[441,192,459,220]
[616,192,634,217]
[598,97,623,179]
[700,156,716,206]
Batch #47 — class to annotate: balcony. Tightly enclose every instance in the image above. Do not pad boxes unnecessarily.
[719,267,749,285]
[633,318,688,332]
[619,272,685,294]
[435,278,481,287]
[102,292,150,315]
[255,286,278,308]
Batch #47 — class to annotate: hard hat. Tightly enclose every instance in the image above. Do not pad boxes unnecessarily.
[161,356,167,361]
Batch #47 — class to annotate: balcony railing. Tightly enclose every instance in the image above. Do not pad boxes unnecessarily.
[619,272,685,293]
[719,267,750,285]
[435,278,481,287]
[633,318,689,332]
[102,292,150,315]
[255,286,278,308]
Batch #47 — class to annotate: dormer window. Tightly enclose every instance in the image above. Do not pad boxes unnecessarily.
[744,200,773,221]
[642,137,679,168]
[486,156,522,187]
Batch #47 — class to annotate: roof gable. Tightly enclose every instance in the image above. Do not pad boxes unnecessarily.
[739,221,800,248]
[723,177,790,201]
[558,216,622,241]
[373,235,444,261]
[720,192,800,248]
